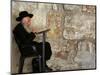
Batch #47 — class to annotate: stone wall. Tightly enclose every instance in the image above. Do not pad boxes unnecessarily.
[11,1,96,73]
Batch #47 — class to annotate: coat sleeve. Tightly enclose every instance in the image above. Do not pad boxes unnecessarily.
[26,32,36,41]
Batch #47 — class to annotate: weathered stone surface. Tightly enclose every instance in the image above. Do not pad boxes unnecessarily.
[11,1,96,73]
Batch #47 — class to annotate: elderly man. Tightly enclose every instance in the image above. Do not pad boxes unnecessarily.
[13,11,52,72]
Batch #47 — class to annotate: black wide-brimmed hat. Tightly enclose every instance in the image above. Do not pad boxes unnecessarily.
[16,11,33,21]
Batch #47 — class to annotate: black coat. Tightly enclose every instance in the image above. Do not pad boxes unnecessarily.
[13,23,52,60]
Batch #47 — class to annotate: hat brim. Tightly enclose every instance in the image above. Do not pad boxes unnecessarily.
[16,14,33,21]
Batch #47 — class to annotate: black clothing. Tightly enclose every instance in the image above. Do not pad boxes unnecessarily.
[13,23,52,60]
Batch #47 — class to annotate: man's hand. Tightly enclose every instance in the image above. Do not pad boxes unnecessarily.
[32,28,40,34]
[32,28,38,33]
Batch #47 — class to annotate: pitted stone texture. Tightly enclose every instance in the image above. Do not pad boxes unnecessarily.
[11,1,96,73]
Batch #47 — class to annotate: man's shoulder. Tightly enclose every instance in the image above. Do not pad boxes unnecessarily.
[13,23,22,32]
[15,23,22,29]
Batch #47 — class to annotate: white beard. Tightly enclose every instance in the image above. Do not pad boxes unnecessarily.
[23,24,32,33]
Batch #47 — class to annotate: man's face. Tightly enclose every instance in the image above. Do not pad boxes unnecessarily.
[22,16,32,26]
